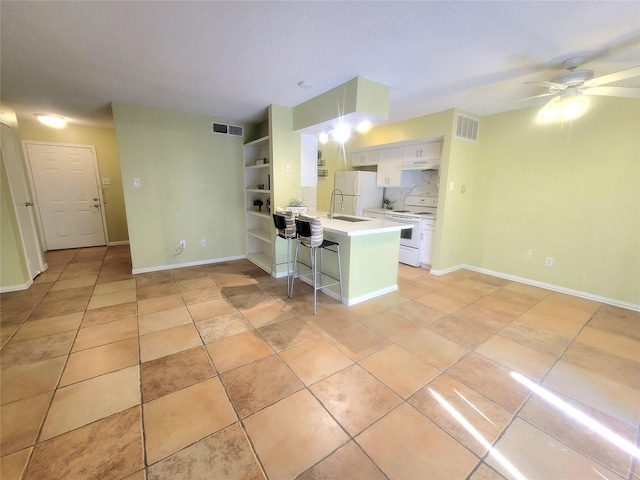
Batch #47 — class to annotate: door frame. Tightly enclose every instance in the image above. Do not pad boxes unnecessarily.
[22,140,110,250]
[1,123,47,283]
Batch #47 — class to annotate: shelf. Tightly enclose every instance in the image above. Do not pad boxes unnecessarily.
[247,251,272,272]
[247,229,272,244]
[244,135,270,147]
[246,188,271,193]
[246,210,270,219]
[245,163,270,170]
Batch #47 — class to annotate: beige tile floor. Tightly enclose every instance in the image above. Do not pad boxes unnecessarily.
[1,245,639,480]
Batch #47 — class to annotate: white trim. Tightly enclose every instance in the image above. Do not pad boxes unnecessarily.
[108,240,130,246]
[0,278,33,293]
[431,264,640,312]
[345,285,399,305]
[132,255,246,274]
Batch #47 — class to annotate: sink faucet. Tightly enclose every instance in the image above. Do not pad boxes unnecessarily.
[329,188,344,219]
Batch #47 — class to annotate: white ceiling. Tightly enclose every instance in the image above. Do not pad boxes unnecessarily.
[2,1,639,130]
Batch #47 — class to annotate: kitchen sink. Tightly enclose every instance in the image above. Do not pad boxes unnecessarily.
[332,215,371,222]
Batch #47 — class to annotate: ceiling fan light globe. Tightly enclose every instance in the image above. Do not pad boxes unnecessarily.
[563,101,582,119]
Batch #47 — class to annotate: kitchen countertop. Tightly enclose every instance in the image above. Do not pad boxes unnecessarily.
[363,208,394,215]
[364,207,437,220]
[309,211,413,237]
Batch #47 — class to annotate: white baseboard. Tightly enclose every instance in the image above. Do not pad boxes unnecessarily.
[346,285,399,305]
[0,278,33,293]
[132,255,246,274]
[108,240,130,246]
[431,264,640,312]
[295,275,398,306]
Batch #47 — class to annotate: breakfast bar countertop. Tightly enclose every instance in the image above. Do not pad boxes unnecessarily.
[309,211,413,237]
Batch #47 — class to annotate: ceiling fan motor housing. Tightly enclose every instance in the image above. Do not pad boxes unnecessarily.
[551,69,594,87]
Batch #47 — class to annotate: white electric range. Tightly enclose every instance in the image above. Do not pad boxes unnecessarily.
[383,196,437,267]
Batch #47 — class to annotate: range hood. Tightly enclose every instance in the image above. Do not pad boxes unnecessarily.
[400,162,440,171]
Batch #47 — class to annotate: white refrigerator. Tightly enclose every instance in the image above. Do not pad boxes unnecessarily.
[334,171,384,216]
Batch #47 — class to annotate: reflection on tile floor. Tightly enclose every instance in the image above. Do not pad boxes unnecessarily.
[1,245,639,480]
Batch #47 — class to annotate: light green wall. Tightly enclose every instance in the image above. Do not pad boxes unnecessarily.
[16,118,129,243]
[1,158,30,288]
[112,102,248,271]
[269,105,302,210]
[438,111,480,270]
[469,97,639,305]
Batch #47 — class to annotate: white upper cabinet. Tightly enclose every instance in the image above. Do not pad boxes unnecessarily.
[376,147,403,187]
[351,150,379,167]
[401,141,441,169]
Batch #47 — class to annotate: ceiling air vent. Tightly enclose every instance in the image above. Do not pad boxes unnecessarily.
[211,122,244,138]
[455,114,479,142]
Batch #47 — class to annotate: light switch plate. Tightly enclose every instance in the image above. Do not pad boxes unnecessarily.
[102,177,111,185]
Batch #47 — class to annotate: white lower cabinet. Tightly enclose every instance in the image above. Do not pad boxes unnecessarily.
[420,218,435,267]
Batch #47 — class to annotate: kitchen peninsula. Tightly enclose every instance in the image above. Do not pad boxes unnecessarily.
[296,213,411,305]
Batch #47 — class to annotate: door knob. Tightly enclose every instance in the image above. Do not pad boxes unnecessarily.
[93,204,100,208]
[25,202,34,207]
[93,198,98,201]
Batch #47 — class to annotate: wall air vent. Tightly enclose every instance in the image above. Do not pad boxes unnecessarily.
[455,114,479,142]
[228,125,244,137]
[211,122,244,138]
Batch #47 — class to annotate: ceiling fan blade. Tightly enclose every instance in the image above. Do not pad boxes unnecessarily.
[586,65,640,87]
[583,86,640,98]
[507,92,558,105]
[524,80,567,90]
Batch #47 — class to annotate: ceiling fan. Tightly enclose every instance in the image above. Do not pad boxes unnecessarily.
[517,57,640,120]
[523,57,640,102]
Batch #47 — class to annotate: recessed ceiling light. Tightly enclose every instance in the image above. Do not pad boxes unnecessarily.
[298,81,313,89]
[35,114,66,128]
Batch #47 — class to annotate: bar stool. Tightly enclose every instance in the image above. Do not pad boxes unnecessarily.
[291,215,343,315]
[270,210,296,296]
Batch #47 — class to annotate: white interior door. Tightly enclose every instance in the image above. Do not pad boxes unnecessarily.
[25,142,106,250]
[1,124,46,278]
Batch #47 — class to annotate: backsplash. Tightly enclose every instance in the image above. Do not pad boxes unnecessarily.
[384,170,439,209]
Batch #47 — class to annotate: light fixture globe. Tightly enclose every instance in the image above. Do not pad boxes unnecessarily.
[35,114,66,128]
[537,90,588,123]
[332,124,351,143]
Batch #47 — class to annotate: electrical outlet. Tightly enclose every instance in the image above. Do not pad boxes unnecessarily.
[545,257,553,267]
[179,240,186,248]
[201,239,206,247]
